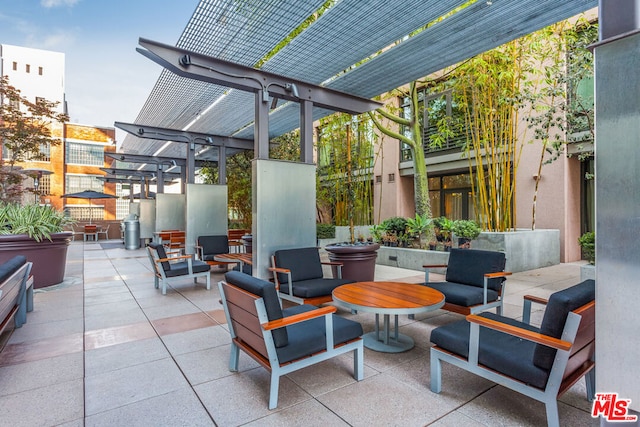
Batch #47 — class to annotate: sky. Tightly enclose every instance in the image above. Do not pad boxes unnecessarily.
[0,0,199,143]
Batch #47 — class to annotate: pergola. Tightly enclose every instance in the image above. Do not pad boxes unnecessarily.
[115,0,640,411]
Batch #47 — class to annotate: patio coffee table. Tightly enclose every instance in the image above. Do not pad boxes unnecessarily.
[332,281,445,353]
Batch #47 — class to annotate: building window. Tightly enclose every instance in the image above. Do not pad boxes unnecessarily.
[428,173,475,221]
[38,66,43,76]
[375,175,382,183]
[115,183,130,220]
[65,141,105,166]
[25,64,30,73]
[400,89,468,160]
[64,205,104,222]
[65,174,103,193]
[388,173,395,182]
[12,61,17,71]
[31,142,51,162]
[39,175,51,196]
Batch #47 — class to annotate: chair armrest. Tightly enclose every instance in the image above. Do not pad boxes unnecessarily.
[484,271,512,279]
[321,261,343,278]
[262,306,337,330]
[522,294,549,324]
[466,314,572,351]
[155,255,191,263]
[268,267,290,274]
[423,264,448,283]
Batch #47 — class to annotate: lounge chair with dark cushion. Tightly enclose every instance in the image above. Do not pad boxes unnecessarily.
[430,279,595,427]
[219,270,364,409]
[423,248,511,315]
[269,247,353,305]
[147,242,211,295]
[0,255,32,335]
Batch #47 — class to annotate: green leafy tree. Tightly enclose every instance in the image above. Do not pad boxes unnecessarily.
[0,75,68,202]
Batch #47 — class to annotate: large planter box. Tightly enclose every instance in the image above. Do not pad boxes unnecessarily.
[376,229,559,274]
[472,229,560,273]
[376,246,449,273]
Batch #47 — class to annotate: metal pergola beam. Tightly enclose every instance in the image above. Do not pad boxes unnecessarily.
[137,38,382,116]
[115,122,254,151]
[99,167,182,179]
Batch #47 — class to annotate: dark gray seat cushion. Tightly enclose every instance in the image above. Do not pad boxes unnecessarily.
[165,260,211,276]
[277,304,363,364]
[197,235,229,261]
[431,312,550,389]
[224,271,288,347]
[0,255,27,283]
[425,281,499,306]
[533,279,595,370]
[279,277,352,298]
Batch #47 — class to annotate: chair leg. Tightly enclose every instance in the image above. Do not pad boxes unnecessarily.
[269,371,280,410]
[205,273,211,290]
[585,368,596,401]
[229,342,240,371]
[154,276,159,289]
[162,279,167,295]
[430,349,442,393]
[354,343,364,381]
[544,400,560,427]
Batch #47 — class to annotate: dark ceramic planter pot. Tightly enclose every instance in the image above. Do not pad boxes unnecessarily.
[325,242,380,282]
[0,232,72,288]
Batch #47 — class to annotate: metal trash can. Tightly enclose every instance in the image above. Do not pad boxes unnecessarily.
[124,219,140,250]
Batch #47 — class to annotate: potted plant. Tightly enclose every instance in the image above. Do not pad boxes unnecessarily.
[0,203,73,288]
[434,217,454,250]
[452,219,482,248]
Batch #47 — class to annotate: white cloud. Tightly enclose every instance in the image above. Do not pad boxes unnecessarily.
[40,0,80,8]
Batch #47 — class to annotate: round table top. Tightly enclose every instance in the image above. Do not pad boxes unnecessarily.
[332,281,445,316]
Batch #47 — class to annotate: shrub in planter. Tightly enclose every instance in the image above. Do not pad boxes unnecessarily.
[578,231,595,264]
[316,223,336,239]
[452,220,482,248]
[0,203,73,288]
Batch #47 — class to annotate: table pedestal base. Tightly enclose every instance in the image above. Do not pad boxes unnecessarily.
[363,331,414,353]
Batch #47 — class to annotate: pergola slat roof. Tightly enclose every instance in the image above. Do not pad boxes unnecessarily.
[121,0,597,162]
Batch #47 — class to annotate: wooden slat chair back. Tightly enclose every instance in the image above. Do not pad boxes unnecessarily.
[219,271,364,409]
[167,231,186,254]
[430,279,595,427]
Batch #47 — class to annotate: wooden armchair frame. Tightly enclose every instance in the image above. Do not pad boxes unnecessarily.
[147,244,211,295]
[430,291,595,427]
[219,278,363,409]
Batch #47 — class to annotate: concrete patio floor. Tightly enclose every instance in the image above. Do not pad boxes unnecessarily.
[0,240,597,426]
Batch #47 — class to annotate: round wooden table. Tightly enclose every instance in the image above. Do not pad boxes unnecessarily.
[333,281,445,353]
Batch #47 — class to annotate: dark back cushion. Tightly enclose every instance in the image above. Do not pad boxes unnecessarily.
[149,243,171,272]
[198,235,229,257]
[0,255,27,283]
[533,279,596,371]
[274,247,323,283]
[224,271,288,347]
[445,248,506,290]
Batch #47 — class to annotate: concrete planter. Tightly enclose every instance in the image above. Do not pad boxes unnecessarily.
[472,229,560,272]
[376,229,560,273]
[0,232,72,288]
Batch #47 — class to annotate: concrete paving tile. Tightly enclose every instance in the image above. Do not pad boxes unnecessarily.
[194,368,312,426]
[7,317,83,344]
[85,337,169,376]
[85,387,214,426]
[0,352,83,396]
[85,358,190,415]
[174,343,260,386]
[0,379,84,427]
[316,372,450,426]
[161,324,230,355]
[83,307,149,331]
[428,410,488,426]
[243,399,350,427]
[458,384,596,426]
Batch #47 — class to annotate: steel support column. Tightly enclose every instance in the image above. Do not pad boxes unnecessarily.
[255,90,270,159]
[300,99,314,164]
[156,164,164,193]
[218,146,226,184]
